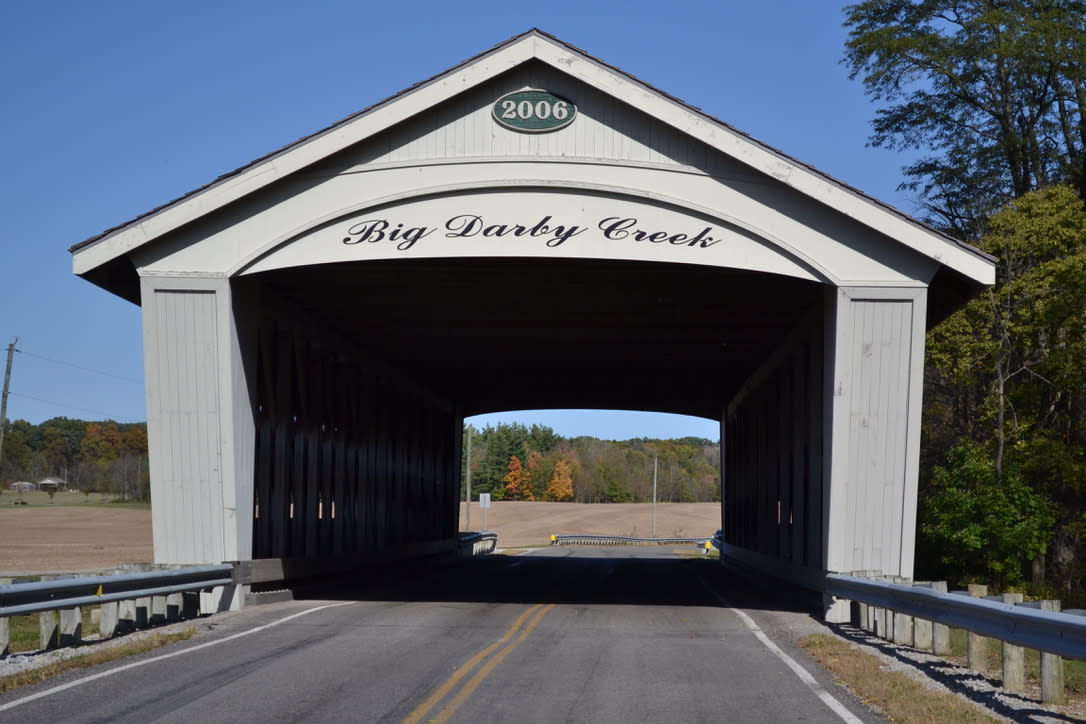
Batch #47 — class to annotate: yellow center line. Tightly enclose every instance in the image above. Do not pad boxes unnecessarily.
[430,603,556,724]
[402,603,545,724]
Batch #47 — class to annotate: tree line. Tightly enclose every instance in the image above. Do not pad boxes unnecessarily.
[0,417,149,501]
[844,1,1086,598]
[463,423,721,504]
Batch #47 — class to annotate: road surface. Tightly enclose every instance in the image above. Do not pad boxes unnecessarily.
[0,547,880,722]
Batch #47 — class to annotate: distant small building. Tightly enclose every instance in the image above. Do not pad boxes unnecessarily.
[9,481,35,492]
[38,477,67,491]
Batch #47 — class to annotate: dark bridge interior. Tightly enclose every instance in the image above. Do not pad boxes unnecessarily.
[252,257,823,419]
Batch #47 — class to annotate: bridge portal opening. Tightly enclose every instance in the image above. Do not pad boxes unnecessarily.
[245,258,818,561]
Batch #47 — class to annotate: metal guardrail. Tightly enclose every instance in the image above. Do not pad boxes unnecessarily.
[550,534,712,546]
[0,565,235,618]
[458,531,498,557]
[824,573,1086,663]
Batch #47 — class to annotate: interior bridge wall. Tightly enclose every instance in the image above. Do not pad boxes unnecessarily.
[250,299,460,560]
[723,311,825,571]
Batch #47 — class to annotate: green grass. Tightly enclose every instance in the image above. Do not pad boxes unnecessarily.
[0,490,149,509]
[4,608,102,653]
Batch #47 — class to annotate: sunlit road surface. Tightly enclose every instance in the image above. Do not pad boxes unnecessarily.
[0,547,880,723]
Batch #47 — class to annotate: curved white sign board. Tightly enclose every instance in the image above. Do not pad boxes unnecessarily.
[243,190,825,282]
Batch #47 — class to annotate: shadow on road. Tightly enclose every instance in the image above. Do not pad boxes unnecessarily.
[288,548,823,619]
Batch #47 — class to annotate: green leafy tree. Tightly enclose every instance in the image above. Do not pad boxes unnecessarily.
[924,185,1086,587]
[844,0,1086,237]
[921,441,1053,585]
[475,424,531,496]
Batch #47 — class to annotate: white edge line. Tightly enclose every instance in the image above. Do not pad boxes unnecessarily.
[698,576,864,724]
[0,601,355,713]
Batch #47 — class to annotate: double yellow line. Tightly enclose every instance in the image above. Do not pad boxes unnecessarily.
[403,602,556,724]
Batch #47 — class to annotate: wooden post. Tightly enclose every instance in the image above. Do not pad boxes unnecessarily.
[967,584,988,671]
[0,577,10,656]
[117,599,137,634]
[135,596,151,628]
[912,582,933,651]
[930,582,950,655]
[99,601,120,638]
[1040,600,1065,705]
[1001,592,1025,691]
[59,606,82,647]
[38,574,59,650]
[182,591,200,619]
[166,592,183,622]
[151,595,168,625]
[39,609,59,651]
[892,577,913,646]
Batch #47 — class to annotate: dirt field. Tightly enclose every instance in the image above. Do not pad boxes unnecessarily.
[0,501,720,573]
[0,506,154,574]
[461,501,721,548]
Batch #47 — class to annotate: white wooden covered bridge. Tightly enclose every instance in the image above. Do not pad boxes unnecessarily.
[70,30,994,615]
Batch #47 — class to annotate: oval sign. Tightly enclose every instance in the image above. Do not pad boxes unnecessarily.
[492,90,577,133]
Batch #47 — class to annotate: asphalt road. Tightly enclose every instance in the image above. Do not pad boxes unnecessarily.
[0,548,881,723]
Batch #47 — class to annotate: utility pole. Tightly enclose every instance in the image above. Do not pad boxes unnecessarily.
[652,455,658,538]
[465,426,473,530]
[0,338,18,475]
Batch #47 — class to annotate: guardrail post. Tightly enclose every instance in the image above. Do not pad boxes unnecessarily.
[38,575,59,650]
[0,576,10,656]
[166,593,183,622]
[967,584,988,671]
[930,582,950,654]
[850,572,869,629]
[182,591,200,619]
[1040,600,1065,705]
[151,595,168,625]
[100,600,120,638]
[912,582,933,651]
[39,609,59,650]
[118,599,137,634]
[872,577,889,640]
[135,596,151,628]
[1000,592,1025,691]
[59,606,82,647]
[892,577,914,646]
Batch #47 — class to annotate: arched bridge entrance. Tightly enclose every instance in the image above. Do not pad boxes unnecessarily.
[70,30,994,616]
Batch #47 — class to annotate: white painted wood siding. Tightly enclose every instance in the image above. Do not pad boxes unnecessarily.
[824,288,926,577]
[143,287,224,565]
[331,65,741,175]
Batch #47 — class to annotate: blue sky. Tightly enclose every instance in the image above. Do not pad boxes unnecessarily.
[0,1,916,441]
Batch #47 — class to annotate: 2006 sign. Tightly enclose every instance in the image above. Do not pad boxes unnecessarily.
[492,90,577,133]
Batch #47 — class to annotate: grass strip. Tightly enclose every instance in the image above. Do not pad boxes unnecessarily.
[0,630,194,695]
[799,633,1001,723]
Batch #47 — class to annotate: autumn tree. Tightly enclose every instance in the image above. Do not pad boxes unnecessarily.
[523,450,542,501]
[544,457,575,501]
[502,455,527,500]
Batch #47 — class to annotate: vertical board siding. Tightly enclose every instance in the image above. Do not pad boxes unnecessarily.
[338,66,743,177]
[148,290,222,564]
[844,299,914,575]
[724,317,824,568]
[251,314,457,559]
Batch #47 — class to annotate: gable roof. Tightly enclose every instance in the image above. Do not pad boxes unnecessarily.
[71,28,995,307]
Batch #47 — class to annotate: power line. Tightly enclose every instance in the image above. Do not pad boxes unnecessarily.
[16,348,142,384]
[8,391,141,423]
